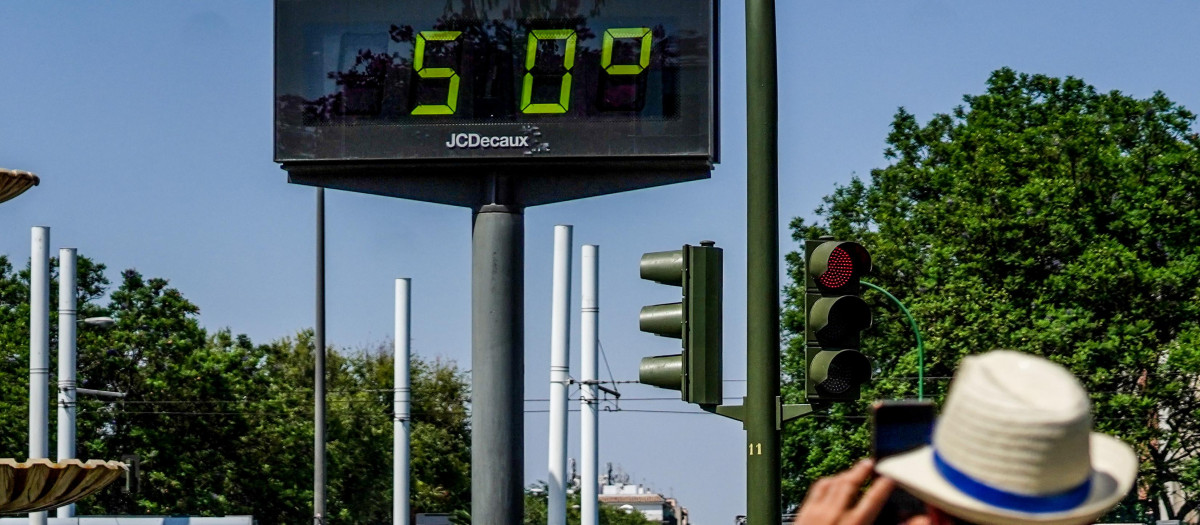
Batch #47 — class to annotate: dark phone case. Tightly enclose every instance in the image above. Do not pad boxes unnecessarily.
[870,400,935,459]
[871,400,936,524]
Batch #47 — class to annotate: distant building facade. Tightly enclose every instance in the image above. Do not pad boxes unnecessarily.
[598,483,688,525]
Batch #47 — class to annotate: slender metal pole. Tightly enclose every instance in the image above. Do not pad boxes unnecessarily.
[57,248,78,519]
[548,225,573,525]
[315,188,327,525]
[745,0,781,524]
[580,245,599,525]
[29,227,49,525]
[395,278,412,525]
[862,282,924,400]
[471,201,524,525]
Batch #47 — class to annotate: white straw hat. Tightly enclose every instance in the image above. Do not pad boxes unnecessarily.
[875,351,1137,525]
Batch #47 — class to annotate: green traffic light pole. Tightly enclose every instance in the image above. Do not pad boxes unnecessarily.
[862,282,925,400]
[699,2,816,521]
[744,1,790,523]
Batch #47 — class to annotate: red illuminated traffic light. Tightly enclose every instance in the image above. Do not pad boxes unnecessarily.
[805,238,873,402]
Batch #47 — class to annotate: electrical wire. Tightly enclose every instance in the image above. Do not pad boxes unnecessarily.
[596,339,621,403]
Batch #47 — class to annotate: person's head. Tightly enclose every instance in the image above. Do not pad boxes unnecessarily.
[876,350,1137,525]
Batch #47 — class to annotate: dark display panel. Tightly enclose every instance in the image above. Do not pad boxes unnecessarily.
[275,0,715,164]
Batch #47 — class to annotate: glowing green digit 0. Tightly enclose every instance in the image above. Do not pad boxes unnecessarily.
[521,30,576,114]
[411,31,462,115]
[601,27,651,75]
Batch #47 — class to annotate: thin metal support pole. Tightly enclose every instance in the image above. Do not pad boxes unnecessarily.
[315,188,327,525]
[395,278,412,525]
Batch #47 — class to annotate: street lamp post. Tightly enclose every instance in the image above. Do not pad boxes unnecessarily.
[56,249,78,520]
[57,247,117,519]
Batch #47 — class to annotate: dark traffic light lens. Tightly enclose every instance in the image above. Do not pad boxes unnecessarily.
[813,296,872,348]
[816,350,871,396]
[818,246,854,290]
[822,360,856,394]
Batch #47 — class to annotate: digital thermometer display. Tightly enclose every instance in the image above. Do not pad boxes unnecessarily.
[275,0,716,164]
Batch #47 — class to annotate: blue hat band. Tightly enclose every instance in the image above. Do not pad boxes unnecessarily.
[933,449,1092,513]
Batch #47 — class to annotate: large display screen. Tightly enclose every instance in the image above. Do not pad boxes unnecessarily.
[275,0,715,165]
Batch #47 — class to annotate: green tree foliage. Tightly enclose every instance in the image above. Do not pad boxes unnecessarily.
[324,341,472,523]
[0,255,471,523]
[406,354,472,514]
[781,68,1200,522]
[0,255,35,459]
[0,255,110,458]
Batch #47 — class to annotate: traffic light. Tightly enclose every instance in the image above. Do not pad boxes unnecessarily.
[805,238,873,402]
[637,241,723,406]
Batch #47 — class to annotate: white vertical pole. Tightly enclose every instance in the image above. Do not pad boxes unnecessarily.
[29,227,49,525]
[57,248,78,519]
[580,245,599,525]
[548,225,573,525]
[394,278,411,525]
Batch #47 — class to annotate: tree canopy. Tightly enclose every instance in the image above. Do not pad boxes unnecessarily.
[0,255,471,524]
[781,68,1200,522]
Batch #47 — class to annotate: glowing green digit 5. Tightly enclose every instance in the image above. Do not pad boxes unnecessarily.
[412,31,462,115]
[521,29,576,114]
[601,27,651,76]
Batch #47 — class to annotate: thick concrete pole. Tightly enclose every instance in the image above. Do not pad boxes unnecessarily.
[471,202,524,525]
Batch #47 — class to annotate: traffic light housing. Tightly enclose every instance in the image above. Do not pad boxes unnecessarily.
[805,239,873,402]
[638,242,722,406]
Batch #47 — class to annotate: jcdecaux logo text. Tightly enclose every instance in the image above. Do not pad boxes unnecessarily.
[445,133,530,149]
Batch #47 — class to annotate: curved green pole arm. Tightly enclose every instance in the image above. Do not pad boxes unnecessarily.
[861,281,925,400]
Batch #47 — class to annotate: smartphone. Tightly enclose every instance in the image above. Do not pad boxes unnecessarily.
[871,400,935,460]
[871,400,936,524]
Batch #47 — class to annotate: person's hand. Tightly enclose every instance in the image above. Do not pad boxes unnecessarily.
[792,459,895,525]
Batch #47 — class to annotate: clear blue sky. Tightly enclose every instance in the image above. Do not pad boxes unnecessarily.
[2,1,1198,523]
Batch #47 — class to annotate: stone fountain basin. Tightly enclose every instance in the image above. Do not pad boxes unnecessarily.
[0,458,126,514]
